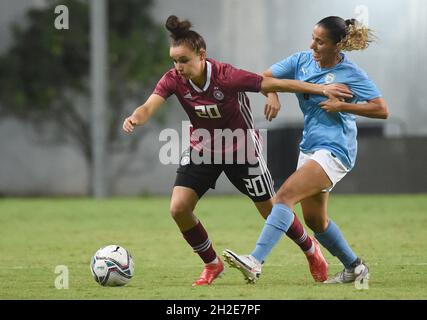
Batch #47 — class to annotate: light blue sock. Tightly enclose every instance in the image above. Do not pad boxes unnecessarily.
[251,203,294,263]
[314,220,358,269]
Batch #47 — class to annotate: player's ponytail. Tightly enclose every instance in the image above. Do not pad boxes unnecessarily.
[317,16,375,51]
[165,15,206,52]
[339,19,375,51]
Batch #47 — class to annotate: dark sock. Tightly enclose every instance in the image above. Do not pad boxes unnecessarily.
[182,221,217,264]
[286,213,314,254]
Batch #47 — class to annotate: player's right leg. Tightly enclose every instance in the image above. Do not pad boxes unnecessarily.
[221,162,271,283]
[249,158,331,265]
[252,196,328,282]
[171,186,225,286]
[223,161,328,282]
[222,249,262,284]
[171,158,224,286]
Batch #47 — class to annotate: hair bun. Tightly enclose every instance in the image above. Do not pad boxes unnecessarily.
[166,15,192,39]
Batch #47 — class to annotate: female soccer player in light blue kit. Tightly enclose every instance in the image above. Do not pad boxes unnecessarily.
[223,16,389,284]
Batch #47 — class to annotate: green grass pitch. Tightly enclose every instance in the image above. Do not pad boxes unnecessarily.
[1,194,426,299]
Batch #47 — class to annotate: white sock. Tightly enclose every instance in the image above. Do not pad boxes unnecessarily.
[305,243,315,255]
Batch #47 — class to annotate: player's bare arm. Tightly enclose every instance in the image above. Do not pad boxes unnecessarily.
[319,96,389,119]
[260,68,353,121]
[260,75,353,99]
[122,94,165,133]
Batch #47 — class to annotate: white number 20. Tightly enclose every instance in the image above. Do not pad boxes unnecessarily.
[243,176,267,197]
[195,105,221,119]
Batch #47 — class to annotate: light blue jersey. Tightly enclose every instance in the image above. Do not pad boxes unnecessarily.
[271,51,381,170]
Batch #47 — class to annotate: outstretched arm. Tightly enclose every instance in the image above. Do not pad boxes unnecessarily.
[261,76,353,98]
[122,94,166,133]
[319,96,389,119]
[260,69,354,121]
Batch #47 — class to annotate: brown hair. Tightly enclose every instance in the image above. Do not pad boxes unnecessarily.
[165,15,206,52]
[317,16,375,51]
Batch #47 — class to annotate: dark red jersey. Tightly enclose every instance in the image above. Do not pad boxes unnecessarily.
[153,58,263,158]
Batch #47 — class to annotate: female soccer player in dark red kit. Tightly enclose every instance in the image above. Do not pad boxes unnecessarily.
[123,15,352,286]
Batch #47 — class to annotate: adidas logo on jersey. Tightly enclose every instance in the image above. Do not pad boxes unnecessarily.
[184,92,192,99]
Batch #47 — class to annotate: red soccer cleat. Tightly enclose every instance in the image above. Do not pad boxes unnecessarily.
[306,237,329,282]
[192,258,224,286]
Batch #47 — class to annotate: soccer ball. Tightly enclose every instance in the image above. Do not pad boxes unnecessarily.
[90,245,135,286]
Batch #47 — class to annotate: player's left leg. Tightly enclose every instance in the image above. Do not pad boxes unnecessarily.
[301,193,369,284]
[300,169,369,283]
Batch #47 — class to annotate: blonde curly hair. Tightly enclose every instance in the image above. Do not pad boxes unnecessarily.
[337,19,375,51]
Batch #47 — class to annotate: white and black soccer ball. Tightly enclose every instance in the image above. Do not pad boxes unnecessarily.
[90,245,135,286]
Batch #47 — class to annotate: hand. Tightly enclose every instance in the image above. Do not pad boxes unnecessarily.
[319,96,342,113]
[264,95,281,121]
[322,83,353,100]
[122,115,138,133]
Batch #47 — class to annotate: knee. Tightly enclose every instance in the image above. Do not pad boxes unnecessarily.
[170,201,192,221]
[275,184,297,207]
[304,217,318,232]
[304,215,328,233]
